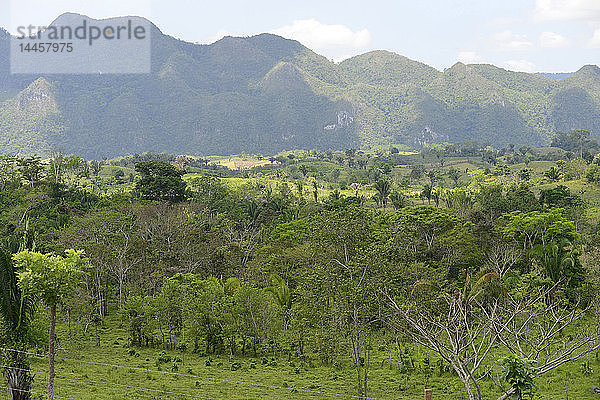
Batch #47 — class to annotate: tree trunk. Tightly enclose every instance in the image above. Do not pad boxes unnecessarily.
[48,303,57,400]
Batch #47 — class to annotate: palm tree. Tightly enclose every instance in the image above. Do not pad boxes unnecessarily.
[412,269,507,308]
[422,184,433,205]
[374,179,391,209]
[264,274,292,330]
[0,238,35,400]
[389,191,406,209]
[528,238,581,287]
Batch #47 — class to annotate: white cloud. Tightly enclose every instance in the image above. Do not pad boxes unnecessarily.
[540,31,570,48]
[493,30,533,51]
[269,19,371,53]
[504,60,538,73]
[200,20,371,60]
[534,0,600,21]
[588,28,600,48]
[457,51,481,64]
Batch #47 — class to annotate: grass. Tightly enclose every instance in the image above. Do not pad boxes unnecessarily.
[10,310,600,400]
[8,154,600,399]
[214,156,277,171]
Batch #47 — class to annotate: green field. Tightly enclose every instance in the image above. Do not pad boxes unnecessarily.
[13,312,600,400]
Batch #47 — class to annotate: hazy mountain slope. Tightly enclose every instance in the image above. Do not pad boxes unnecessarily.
[538,72,573,80]
[339,51,440,87]
[0,13,599,157]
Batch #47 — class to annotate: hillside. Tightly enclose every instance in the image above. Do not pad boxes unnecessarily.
[1,14,600,158]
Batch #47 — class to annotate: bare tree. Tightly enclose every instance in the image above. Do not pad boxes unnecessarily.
[388,279,600,400]
[485,243,522,278]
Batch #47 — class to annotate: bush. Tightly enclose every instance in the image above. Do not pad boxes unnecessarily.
[157,351,171,364]
[585,164,600,184]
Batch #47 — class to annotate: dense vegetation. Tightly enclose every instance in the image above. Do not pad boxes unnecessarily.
[1,14,600,158]
[1,135,600,399]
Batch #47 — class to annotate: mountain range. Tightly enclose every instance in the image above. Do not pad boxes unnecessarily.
[1,13,600,158]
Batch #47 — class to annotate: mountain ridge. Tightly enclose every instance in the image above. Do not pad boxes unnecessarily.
[0,13,599,158]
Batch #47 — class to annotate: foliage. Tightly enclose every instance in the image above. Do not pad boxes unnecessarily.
[2,23,600,156]
[135,161,188,202]
[500,354,537,400]
[13,250,88,307]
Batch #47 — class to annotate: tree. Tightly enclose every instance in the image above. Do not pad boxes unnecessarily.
[13,250,89,400]
[529,238,584,289]
[422,184,433,205]
[518,168,531,181]
[543,167,561,182]
[448,168,460,186]
[135,161,188,202]
[551,130,597,158]
[585,164,600,184]
[298,165,308,177]
[0,238,35,400]
[374,179,391,209]
[0,155,19,191]
[501,208,579,251]
[393,271,506,400]
[17,156,44,188]
[389,191,407,210]
[265,274,292,330]
[390,275,600,400]
[298,206,379,399]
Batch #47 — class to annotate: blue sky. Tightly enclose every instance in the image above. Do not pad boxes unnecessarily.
[3,0,600,72]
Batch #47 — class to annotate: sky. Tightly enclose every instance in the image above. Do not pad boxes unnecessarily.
[2,0,599,72]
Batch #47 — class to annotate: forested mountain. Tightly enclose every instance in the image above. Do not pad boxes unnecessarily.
[1,14,600,158]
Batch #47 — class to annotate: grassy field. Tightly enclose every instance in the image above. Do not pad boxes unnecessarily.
[11,311,600,400]
[213,156,277,171]
[8,151,600,400]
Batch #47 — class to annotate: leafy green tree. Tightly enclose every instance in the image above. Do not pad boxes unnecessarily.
[539,185,583,210]
[17,156,44,188]
[234,283,277,355]
[422,184,433,205]
[410,165,425,181]
[0,155,19,191]
[518,168,532,181]
[550,130,597,158]
[389,191,407,210]
[311,180,319,202]
[135,161,188,202]
[298,165,308,177]
[585,164,600,184]
[501,209,579,251]
[13,250,89,400]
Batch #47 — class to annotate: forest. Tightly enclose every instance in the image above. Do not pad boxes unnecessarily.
[1,131,600,400]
